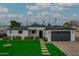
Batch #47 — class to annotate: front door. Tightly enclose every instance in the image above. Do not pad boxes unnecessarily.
[39,31,43,38]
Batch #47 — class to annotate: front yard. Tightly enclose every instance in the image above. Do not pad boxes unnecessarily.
[0,39,66,56]
[0,40,41,56]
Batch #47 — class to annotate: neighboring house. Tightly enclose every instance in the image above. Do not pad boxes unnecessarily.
[75,26,79,39]
[69,20,79,26]
[6,23,75,41]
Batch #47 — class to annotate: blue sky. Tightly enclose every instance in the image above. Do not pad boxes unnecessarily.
[0,3,79,26]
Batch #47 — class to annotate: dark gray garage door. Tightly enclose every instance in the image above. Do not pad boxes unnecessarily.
[51,31,70,41]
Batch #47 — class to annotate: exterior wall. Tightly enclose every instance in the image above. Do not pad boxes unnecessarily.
[72,26,79,40]
[45,30,75,41]
[71,30,75,41]
[0,26,9,34]
[29,30,37,37]
[6,30,28,39]
[6,27,75,41]
[28,27,46,37]
[75,31,79,38]
[76,27,79,30]
[44,30,51,41]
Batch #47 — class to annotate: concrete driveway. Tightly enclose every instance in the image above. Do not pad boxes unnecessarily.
[51,41,79,56]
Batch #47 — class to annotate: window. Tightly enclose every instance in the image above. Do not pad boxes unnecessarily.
[10,31,12,33]
[18,31,22,34]
[32,30,35,34]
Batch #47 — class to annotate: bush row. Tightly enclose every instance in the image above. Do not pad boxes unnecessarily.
[2,36,48,41]
[3,36,40,41]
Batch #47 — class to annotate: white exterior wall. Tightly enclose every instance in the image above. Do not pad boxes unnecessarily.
[6,30,28,39]
[28,27,46,37]
[44,30,51,41]
[45,30,75,41]
[71,30,75,41]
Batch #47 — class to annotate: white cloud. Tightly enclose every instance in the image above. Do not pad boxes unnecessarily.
[55,3,79,7]
[0,5,8,13]
[26,5,40,11]
[37,12,49,16]
[27,11,32,15]
[26,3,52,11]
[36,3,52,8]
[50,4,69,11]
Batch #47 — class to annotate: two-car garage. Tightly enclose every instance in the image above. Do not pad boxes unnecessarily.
[45,26,75,41]
[51,31,70,41]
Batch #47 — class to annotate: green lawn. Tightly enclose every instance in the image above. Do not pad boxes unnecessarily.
[0,40,41,56]
[0,40,66,56]
[46,43,66,56]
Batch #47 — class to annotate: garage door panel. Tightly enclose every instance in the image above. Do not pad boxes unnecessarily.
[51,31,70,41]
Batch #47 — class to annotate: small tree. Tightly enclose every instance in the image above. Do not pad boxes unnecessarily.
[63,22,71,28]
[10,20,21,28]
[48,23,51,27]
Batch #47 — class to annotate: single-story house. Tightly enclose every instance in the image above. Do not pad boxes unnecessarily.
[6,23,75,41]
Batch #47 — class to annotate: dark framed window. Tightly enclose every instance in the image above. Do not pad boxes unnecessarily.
[32,30,35,34]
[18,31,22,34]
[10,31,12,33]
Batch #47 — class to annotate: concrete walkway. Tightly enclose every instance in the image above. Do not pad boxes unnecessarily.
[39,39,50,56]
[52,41,79,56]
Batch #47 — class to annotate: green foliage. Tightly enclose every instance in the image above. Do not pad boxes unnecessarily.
[24,37,32,40]
[10,20,21,28]
[46,43,66,56]
[24,36,39,41]
[34,36,39,41]
[12,36,22,40]
[0,40,41,56]
[63,22,71,28]
[48,23,51,27]
[3,36,11,40]
[43,37,47,42]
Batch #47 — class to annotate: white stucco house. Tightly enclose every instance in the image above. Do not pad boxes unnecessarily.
[6,23,75,41]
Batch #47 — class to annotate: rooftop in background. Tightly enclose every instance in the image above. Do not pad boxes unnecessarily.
[46,25,75,30]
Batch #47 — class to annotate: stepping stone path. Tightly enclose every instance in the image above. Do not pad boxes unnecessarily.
[39,39,50,56]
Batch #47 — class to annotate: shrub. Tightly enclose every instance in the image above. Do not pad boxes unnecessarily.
[34,36,39,41]
[43,37,48,42]
[3,36,11,40]
[16,36,22,40]
[12,36,22,40]
[12,36,16,40]
[31,36,33,39]
[24,37,32,41]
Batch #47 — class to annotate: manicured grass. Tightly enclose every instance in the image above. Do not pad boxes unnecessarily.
[0,40,41,56]
[0,39,66,56]
[46,43,66,56]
